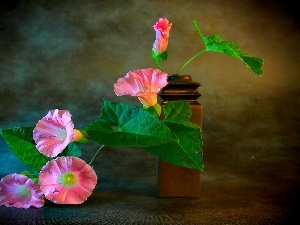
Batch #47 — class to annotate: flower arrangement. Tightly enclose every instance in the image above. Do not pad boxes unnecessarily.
[0,18,263,208]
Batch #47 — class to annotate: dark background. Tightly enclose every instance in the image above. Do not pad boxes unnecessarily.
[0,0,299,224]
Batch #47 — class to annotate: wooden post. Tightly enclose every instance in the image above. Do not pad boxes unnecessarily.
[157,75,202,198]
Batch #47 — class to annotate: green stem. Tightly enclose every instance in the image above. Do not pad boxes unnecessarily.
[89,145,105,166]
[156,59,162,70]
[177,49,207,75]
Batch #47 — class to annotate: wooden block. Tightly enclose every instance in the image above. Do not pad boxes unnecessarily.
[157,75,203,198]
[157,159,201,197]
[157,104,202,197]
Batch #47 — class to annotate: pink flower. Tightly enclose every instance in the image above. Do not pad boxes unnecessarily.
[39,156,97,204]
[0,173,44,208]
[114,68,168,108]
[33,109,86,158]
[152,18,172,56]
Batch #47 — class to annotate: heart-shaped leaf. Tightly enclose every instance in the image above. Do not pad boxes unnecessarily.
[193,20,263,76]
[84,100,176,147]
[145,101,204,170]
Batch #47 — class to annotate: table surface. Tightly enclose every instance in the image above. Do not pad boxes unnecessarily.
[0,143,299,225]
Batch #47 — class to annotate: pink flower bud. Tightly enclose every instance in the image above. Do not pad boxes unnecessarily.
[152,18,172,55]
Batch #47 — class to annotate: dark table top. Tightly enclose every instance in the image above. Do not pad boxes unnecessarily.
[0,142,299,225]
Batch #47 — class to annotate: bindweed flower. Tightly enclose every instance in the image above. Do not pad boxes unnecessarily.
[33,109,87,158]
[39,156,97,204]
[0,173,44,208]
[152,18,172,61]
[114,68,168,108]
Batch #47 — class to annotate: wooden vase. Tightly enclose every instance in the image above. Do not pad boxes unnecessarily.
[157,75,202,198]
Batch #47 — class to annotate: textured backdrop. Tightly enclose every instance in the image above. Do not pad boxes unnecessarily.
[0,0,299,224]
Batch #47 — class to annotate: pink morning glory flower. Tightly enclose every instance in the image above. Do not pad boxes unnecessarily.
[152,18,172,57]
[114,68,168,108]
[33,109,86,158]
[0,173,44,208]
[39,156,98,205]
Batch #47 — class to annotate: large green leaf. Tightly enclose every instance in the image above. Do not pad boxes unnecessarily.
[145,129,203,170]
[145,101,204,170]
[193,20,263,76]
[163,100,199,131]
[0,127,50,172]
[84,100,176,147]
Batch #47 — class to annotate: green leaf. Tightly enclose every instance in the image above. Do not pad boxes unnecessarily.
[193,20,264,76]
[145,125,203,170]
[0,127,50,172]
[84,100,176,147]
[59,143,82,158]
[163,100,200,131]
[145,101,203,170]
[21,170,38,181]
[163,100,191,120]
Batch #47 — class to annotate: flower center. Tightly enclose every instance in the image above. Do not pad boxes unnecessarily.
[60,172,78,187]
[56,126,67,141]
[17,185,31,199]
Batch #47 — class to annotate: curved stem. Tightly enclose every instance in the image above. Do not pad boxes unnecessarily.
[89,145,105,166]
[177,49,207,75]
